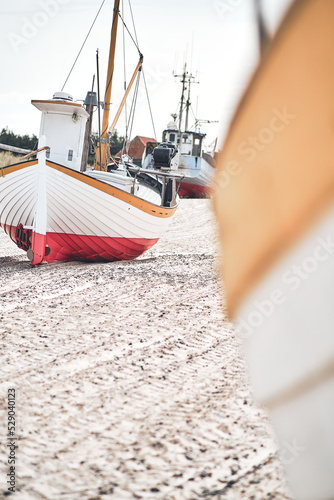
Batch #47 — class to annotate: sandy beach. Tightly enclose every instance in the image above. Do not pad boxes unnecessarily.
[0,199,292,499]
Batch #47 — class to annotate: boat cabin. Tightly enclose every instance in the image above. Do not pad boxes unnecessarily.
[162,120,205,158]
[32,92,89,171]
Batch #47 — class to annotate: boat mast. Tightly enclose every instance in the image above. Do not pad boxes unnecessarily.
[184,74,192,131]
[175,65,187,132]
[96,0,120,171]
[175,63,197,132]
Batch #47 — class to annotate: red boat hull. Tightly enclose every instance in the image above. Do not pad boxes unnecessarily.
[178,182,211,198]
[3,224,158,264]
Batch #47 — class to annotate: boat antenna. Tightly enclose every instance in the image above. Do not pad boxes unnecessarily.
[96,49,102,170]
[190,31,194,75]
[91,74,96,94]
[254,0,270,57]
[61,0,106,91]
[173,52,178,76]
[193,119,219,133]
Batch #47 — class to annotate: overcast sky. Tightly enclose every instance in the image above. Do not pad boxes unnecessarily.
[0,0,292,149]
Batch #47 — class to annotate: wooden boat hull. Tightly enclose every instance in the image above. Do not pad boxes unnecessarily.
[0,158,176,265]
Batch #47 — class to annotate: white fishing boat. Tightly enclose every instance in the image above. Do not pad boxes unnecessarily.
[0,0,182,266]
[142,65,216,198]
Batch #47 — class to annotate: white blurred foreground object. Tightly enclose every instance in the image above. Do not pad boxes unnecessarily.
[213,0,334,498]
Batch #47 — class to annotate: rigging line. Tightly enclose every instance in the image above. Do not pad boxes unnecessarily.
[128,75,140,128]
[122,0,128,141]
[121,127,127,154]
[121,133,127,154]
[126,73,140,151]
[122,77,136,153]
[124,71,140,155]
[190,106,196,122]
[128,0,139,47]
[142,68,157,141]
[61,0,106,91]
[118,11,141,56]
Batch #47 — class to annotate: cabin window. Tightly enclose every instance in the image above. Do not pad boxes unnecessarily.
[169,133,175,142]
[68,149,73,161]
[46,149,50,158]
[183,135,188,143]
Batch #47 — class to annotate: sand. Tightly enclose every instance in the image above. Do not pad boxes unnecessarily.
[0,199,292,499]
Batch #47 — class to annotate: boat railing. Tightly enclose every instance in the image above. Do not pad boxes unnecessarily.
[21,146,51,161]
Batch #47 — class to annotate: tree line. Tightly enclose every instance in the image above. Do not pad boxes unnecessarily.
[0,127,38,151]
[0,127,125,158]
